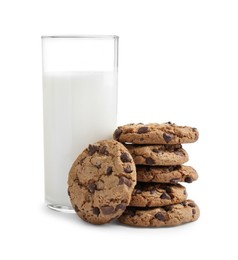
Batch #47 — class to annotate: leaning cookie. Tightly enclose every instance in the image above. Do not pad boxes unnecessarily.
[113,122,199,144]
[129,183,187,207]
[136,165,198,183]
[68,140,136,225]
[119,200,200,227]
[125,144,189,165]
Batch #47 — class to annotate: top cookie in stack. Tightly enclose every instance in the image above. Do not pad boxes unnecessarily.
[113,122,199,145]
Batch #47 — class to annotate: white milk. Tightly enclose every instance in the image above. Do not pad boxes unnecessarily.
[43,71,117,207]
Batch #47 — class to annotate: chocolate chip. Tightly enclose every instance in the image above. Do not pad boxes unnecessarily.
[181,201,187,206]
[192,209,196,215]
[160,192,171,200]
[170,178,180,184]
[119,176,132,187]
[113,128,122,140]
[137,126,149,134]
[106,166,113,175]
[101,206,114,215]
[168,166,175,172]
[150,190,156,194]
[93,207,100,216]
[88,183,97,193]
[120,153,132,163]
[165,186,173,194]
[185,176,193,183]
[163,133,174,143]
[88,144,98,155]
[165,145,177,152]
[115,203,127,211]
[74,205,79,212]
[188,202,196,207]
[152,148,162,153]
[164,205,173,211]
[124,165,133,173]
[155,212,166,221]
[125,208,136,217]
[67,189,70,196]
[183,190,187,195]
[145,157,156,165]
[175,150,184,156]
[99,145,109,155]
[166,121,172,125]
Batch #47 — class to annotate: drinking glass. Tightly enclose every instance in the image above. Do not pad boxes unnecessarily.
[42,35,119,212]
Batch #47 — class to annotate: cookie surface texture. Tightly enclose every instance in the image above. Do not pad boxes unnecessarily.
[129,183,187,207]
[125,144,189,165]
[119,200,200,227]
[68,140,137,224]
[113,122,199,144]
[136,165,198,183]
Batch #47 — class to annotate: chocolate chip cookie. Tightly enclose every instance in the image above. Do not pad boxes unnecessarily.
[113,122,199,144]
[136,165,198,183]
[68,140,137,225]
[125,144,189,165]
[129,183,187,207]
[119,200,200,227]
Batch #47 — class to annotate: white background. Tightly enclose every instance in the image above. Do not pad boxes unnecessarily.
[0,0,237,259]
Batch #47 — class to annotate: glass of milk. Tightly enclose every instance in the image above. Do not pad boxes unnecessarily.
[41,35,118,212]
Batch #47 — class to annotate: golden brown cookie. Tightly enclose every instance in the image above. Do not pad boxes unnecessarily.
[125,144,189,165]
[119,200,200,227]
[129,183,187,207]
[113,122,199,144]
[68,140,136,225]
[136,165,198,183]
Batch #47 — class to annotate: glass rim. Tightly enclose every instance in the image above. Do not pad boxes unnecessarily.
[41,35,119,39]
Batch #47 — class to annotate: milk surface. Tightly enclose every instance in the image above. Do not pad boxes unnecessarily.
[43,71,117,206]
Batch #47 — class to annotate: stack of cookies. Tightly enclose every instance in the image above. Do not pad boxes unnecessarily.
[68,122,200,228]
[113,122,200,227]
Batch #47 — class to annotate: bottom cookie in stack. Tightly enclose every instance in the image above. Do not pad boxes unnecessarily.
[118,200,200,227]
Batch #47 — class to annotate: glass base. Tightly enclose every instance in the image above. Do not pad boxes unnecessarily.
[46,203,75,213]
